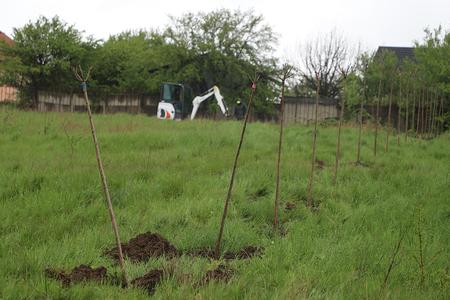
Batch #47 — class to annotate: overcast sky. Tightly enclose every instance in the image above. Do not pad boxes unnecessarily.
[1,0,449,57]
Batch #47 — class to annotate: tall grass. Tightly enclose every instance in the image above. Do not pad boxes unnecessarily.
[0,108,449,299]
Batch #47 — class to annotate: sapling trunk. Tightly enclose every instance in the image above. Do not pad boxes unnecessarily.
[307,77,320,208]
[385,82,393,152]
[356,97,364,164]
[333,93,345,184]
[416,89,421,136]
[439,96,444,135]
[396,79,402,145]
[411,88,416,135]
[380,231,404,292]
[374,79,382,156]
[421,89,426,137]
[430,90,437,138]
[405,86,410,142]
[215,77,258,259]
[397,104,402,146]
[425,90,430,138]
[274,67,292,230]
[74,66,129,288]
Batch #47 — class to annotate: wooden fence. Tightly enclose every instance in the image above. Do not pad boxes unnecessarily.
[37,91,159,115]
[37,91,341,123]
[283,96,338,124]
[0,86,17,102]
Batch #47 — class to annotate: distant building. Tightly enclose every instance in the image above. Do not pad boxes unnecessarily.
[0,31,17,102]
[375,46,415,65]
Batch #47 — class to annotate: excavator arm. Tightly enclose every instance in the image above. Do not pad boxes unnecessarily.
[190,86,229,120]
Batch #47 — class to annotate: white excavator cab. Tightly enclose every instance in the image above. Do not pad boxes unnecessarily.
[157,83,228,120]
[157,83,192,120]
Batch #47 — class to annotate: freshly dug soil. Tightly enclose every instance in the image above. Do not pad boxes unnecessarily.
[200,264,234,285]
[131,269,164,294]
[45,265,107,287]
[285,202,296,211]
[189,245,264,260]
[105,232,178,263]
[315,159,325,169]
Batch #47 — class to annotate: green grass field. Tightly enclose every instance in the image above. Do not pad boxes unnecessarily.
[0,107,449,299]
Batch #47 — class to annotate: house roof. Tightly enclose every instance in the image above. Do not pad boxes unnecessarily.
[0,31,14,45]
[375,46,415,63]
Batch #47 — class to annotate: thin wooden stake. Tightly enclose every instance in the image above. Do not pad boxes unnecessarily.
[374,79,382,156]
[333,91,345,184]
[356,99,363,163]
[274,66,293,230]
[380,230,405,292]
[307,76,320,208]
[385,82,393,152]
[73,66,129,287]
[215,74,260,259]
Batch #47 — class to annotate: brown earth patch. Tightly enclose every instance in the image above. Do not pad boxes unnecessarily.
[200,264,234,285]
[131,269,164,294]
[45,264,107,287]
[105,232,178,263]
[285,202,296,211]
[315,159,325,169]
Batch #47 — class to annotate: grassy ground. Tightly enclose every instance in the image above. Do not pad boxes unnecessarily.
[0,107,449,299]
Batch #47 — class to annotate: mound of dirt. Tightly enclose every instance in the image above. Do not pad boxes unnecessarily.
[131,269,164,294]
[189,245,264,260]
[285,202,296,211]
[315,159,325,169]
[200,264,234,285]
[45,265,107,287]
[105,232,178,263]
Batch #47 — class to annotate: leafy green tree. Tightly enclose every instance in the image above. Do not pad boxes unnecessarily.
[164,9,279,115]
[0,16,96,107]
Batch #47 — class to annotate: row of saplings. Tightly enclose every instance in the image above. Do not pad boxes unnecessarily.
[45,67,266,294]
[46,66,446,294]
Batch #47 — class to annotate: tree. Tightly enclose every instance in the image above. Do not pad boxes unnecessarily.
[0,16,95,107]
[414,26,450,132]
[164,9,279,114]
[294,30,357,98]
[91,30,176,95]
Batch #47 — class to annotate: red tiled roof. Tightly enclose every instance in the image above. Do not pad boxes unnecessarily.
[0,31,14,45]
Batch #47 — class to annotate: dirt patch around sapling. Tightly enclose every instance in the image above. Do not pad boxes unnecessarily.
[200,264,234,285]
[285,202,296,211]
[315,159,325,170]
[45,264,107,287]
[131,269,165,294]
[104,232,178,263]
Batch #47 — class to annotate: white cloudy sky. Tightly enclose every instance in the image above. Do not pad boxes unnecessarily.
[1,0,449,57]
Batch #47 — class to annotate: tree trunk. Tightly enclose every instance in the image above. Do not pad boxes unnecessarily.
[274,75,287,230]
[420,89,426,138]
[81,82,129,287]
[356,97,363,163]
[397,80,402,146]
[416,90,420,135]
[374,79,382,156]
[404,85,410,142]
[385,83,393,152]
[411,88,416,135]
[430,90,437,138]
[333,94,345,184]
[215,80,257,259]
[307,78,320,208]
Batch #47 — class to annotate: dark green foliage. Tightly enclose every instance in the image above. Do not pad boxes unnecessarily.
[0,16,97,106]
